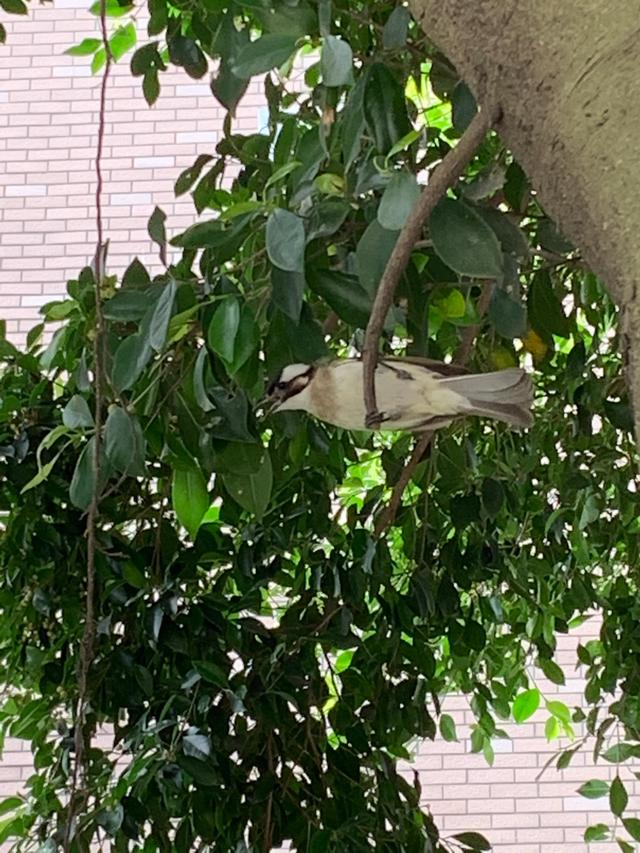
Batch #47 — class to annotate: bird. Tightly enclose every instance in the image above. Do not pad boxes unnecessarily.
[266,357,533,432]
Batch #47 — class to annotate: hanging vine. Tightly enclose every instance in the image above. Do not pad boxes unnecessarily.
[63,0,111,846]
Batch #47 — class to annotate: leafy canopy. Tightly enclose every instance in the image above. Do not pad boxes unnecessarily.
[0,0,638,851]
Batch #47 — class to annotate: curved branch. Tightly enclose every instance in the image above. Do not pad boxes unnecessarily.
[361,106,500,427]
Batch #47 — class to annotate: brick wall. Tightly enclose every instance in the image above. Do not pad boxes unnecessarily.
[0,4,635,849]
[0,0,265,345]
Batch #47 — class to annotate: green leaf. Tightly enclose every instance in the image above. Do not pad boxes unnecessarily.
[172,466,209,538]
[489,287,527,339]
[62,395,93,429]
[271,266,305,323]
[110,22,136,62]
[604,399,634,433]
[539,659,565,686]
[232,34,297,78]
[89,0,132,16]
[20,448,65,494]
[363,62,412,154]
[602,743,640,763]
[610,775,628,817]
[307,199,350,240]
[0,0,27,13]
[0,798,22,817]
[130,41,163,76]
[174,154,213,197]
[377,172,420,231]
[618,840,635,853]
[434,288,466,319]
[103,290,150,322]
[148,207,167,265]
[544,716,559,741]
[65,38,102,56]
[0,23,5,43]
[439,713,458,742]
[111,334,152,393]
[91,48,106,75]
[207,298,240,364]
[70,438,97,511]
[182,733,211,760]
[211,60,250,114]
[194,661,228,687]
[382,6,410,50]
[528,270,571,341]
[266,209,305,273]
[143,69,160,105]
[584,824,610,843]
[168,35,207,79]
[307,268,372,328]
[264,160,303,193]
[147,0,166,35]
[334,650,354,673]
[463,620,486,651]
[96,805,123,836]
[577,779,609,799]
[556,747,579,770]
[231,305,259,373]
[122,257,151,289]
[321,36,353,87]
[537,218,573,254]
[146,279,176,352]
[545,700,571,724]
[342,75,366,171]
[223,451,272,519]
[122,561,145,588]
[193,349,214,412]
[512,688,540,723]
[104,406,145,476]
[452,831,491,851]
[430,198,504,278]
[481,478,504,518]
[309,829,331,853]
[451,82,477,133]
[356,220,399,295]
[623,819,640,842]
[477,206,530,261]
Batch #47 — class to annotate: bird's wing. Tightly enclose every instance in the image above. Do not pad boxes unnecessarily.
[378,356,469,377]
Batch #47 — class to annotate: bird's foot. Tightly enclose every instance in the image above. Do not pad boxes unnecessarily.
[365,410,384,429]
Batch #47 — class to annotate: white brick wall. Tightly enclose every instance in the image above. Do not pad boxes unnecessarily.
[0,5,636,850]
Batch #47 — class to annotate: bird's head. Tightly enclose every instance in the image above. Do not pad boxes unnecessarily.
[266,363,315,412]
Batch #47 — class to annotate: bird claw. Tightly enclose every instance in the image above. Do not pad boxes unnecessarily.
[365,410,384,429]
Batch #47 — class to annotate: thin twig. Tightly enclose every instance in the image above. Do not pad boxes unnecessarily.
[361,106,501,427]
[374,432,432,538]
[64,4,111,849]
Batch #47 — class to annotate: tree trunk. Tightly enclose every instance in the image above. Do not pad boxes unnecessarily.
[410,0,640,443]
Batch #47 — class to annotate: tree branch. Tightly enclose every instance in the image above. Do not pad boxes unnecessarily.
[64,3,111,847]
[374,431,433,538]
[361,106,500,427]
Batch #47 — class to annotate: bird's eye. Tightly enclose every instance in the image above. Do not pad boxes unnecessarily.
[277,382,287,390]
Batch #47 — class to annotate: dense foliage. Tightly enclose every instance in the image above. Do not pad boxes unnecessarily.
[1,0,640,850]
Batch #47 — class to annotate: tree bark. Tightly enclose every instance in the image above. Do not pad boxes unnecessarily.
[410,0,640,443]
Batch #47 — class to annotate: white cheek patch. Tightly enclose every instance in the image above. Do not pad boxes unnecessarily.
[279,363,311,383]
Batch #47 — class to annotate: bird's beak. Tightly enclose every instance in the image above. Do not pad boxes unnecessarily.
[257,395,279,417]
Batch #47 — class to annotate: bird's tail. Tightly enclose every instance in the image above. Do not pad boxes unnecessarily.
[441,367,533,429]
